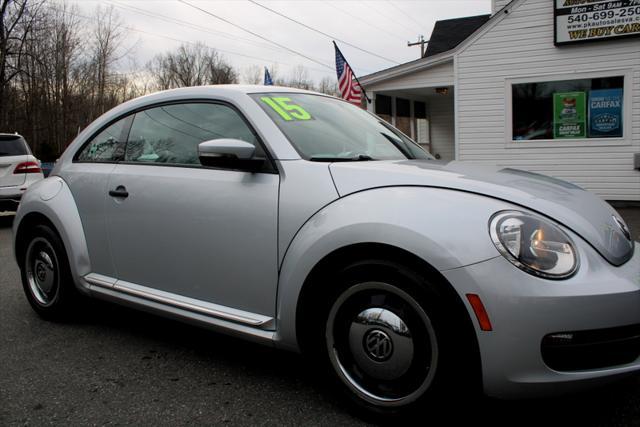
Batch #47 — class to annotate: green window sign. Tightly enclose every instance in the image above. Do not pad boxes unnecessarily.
[553,91,586,139]
[261,97,312,121]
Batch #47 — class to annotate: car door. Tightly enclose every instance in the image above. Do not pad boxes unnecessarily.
[61,115,132,278]
[105,101,279,318]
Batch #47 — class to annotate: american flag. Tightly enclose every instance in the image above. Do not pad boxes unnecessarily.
[334,43,362,106]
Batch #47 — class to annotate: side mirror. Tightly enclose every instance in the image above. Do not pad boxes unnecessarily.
[198,139,263,171]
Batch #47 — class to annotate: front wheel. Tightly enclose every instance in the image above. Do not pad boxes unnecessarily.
[326,281,438,408]
[319,261,474,416]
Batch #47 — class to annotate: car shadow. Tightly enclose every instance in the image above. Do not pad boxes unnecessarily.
[0,213,15,229]
[74,299,640,426]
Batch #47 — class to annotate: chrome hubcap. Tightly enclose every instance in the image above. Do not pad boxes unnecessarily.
[326,282,438,407]
[349,308,414,380]
[25,238,59,306]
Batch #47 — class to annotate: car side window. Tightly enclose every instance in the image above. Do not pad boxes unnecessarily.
[76,116,130,162]
[125,103,262,166]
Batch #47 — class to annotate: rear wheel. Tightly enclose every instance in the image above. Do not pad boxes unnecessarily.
[20,224,78,319]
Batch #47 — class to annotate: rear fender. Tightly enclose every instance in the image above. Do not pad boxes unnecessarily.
[13,177,90,291]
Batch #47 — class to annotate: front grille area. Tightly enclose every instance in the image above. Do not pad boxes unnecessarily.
[542,324,640,372]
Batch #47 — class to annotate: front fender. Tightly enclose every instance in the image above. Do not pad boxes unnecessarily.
[275,186,509,351]
[13,176,90,290]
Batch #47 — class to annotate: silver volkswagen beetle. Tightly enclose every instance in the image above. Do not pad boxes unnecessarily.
[12,85,639,415]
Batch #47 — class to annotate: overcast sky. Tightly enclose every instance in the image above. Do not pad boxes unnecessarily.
[56,0,491,83]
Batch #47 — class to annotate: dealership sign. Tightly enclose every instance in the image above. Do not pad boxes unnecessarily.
[554,0,640,45]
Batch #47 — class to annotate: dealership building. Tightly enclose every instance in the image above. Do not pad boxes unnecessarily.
[360,0,640,201]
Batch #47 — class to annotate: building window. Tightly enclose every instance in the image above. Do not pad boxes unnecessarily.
[375,95,392,123]
[512,76,624,141]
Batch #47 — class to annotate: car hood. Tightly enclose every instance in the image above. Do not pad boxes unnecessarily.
[329,160,634,266]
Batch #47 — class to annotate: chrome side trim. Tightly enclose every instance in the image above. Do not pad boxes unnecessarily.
[84,274,274,328]
[84,272,117,288]
[88,284,275,345]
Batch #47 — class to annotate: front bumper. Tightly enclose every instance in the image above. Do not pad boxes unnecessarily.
[443,239,640,398]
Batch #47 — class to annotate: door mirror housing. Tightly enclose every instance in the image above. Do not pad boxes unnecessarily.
[199,138,256,160]
[198,139,263,171]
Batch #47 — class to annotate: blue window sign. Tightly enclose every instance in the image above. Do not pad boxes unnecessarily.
[588,88,623,138]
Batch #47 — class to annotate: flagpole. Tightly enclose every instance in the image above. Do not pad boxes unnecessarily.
[333,41,372,104]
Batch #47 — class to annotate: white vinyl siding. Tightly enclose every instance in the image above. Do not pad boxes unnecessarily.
[456,0,640,201]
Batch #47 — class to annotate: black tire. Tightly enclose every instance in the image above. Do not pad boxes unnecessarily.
[19,223,79,320]
[313,259,476,418]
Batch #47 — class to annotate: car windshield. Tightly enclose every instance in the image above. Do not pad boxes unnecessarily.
[0,136,28,156]
[251,93,432,161]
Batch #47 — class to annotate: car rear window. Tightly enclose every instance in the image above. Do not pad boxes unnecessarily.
[0,136,28,156]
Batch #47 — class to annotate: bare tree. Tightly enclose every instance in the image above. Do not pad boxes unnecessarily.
[317,76,338,96]
[91,5,124,116]
[48,3,82,154]
[147,42,237,90]
[9,1,134,158]
[0,0,38,127]
[206,53,236,85]
[286,64,313,90]
[242,64,262,85]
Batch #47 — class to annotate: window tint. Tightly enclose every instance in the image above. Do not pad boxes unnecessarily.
[77,117,130,162]
[0,136,28,156]
[125,103,260,166]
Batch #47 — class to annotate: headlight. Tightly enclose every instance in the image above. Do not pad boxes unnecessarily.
[489,211,578,279]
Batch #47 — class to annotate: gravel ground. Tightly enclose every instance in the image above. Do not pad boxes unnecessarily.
[1,208,640,426]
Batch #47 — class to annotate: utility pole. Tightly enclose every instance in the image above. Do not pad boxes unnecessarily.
[408,35,428,58]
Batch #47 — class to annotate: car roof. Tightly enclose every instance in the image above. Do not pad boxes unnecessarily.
[125,84,328,104]
[174,84,317,94]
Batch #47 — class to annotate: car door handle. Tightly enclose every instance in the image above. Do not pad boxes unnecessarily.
[109,186,129,199]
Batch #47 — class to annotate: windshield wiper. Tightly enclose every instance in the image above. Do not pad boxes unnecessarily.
[309,154,375,162]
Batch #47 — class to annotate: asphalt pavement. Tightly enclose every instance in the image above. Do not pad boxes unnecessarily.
[1,209,640,426]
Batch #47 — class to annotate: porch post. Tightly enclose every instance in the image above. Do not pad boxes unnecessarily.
[391,96,396,127]
[409,100,416,140]
[367,91,375,113]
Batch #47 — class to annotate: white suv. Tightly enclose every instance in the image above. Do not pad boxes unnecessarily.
[0,133,44,212]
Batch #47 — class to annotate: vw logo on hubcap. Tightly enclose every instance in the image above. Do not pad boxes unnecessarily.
[36,262,47,282]
[363,329,393,362]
